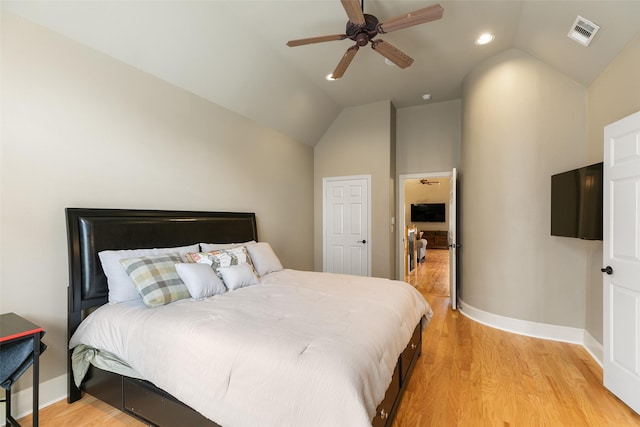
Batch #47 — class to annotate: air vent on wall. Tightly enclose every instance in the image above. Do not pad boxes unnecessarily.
[568,16,600,47]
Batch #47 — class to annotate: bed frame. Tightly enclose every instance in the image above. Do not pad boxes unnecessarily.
[66,208,421,427]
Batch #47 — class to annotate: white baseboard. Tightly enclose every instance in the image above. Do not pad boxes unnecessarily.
[583,330,604,367]
[458,300,603,366]
[0,374,67,426]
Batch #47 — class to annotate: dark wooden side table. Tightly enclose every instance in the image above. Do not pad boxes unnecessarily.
[0,313,44,427]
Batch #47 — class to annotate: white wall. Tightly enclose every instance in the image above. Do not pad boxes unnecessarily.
[313,101,394,278]
[0,11,314,408]
[461,48,588,328]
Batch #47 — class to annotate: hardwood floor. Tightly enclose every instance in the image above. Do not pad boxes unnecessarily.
[406,249,450,296]
[20,252,640,426]
[393,294,640,426]
[17,394,146,426]
[395,249,640,427]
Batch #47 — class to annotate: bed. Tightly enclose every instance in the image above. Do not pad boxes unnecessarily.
[66,208,431,427]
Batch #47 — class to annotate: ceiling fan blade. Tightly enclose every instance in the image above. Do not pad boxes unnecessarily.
[331,45,359,79]
[371,39,414,69]
[378,3,444,34]
[287,34,347,47]
[340,0,366,25]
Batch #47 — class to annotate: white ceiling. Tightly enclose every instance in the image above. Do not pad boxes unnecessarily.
[4,1,640,146]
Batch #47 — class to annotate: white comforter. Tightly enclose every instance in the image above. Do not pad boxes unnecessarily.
[69,269,432,427]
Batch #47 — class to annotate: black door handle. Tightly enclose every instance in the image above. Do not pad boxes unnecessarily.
[357,240,367,244]
[601,266,613,275]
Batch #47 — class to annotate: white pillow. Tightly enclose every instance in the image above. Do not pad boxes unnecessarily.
[245,242,283,276]
[99,244,199,303]
[175,263,226,300]
[217,263,259,291]
[200,240,256,252]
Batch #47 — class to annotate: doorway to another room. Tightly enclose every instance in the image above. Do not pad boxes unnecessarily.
[398,172,454,300]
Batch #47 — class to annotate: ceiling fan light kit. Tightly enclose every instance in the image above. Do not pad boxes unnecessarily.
[287,0,444,79]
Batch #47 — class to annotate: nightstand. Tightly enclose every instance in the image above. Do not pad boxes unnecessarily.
[0,313,45,427]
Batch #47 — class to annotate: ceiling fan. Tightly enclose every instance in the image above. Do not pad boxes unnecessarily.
[286,0,444,79]
[420,179,440,185]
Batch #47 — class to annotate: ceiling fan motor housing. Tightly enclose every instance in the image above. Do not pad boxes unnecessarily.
[346,13,379,46]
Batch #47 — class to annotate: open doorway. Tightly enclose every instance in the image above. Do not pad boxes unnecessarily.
[398,172,452,298]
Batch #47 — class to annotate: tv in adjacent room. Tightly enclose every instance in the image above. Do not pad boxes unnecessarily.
[411,203,446,222]
[550,162,603,240]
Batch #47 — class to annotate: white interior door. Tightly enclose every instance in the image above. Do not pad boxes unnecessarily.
[449,168,458,310]
[603,110,640,415]
[323,176,370,276]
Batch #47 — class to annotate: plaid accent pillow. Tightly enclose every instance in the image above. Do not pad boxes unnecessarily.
[185,246,255,281]
[119,253,190,308]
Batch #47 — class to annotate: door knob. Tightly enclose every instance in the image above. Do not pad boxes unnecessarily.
[357,240,367,244]
[601,266,613,275]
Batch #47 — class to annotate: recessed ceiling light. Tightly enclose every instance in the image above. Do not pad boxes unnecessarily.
[475,33,495,45]
[422,94,432,101]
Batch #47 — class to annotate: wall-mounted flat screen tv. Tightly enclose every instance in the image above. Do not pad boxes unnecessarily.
[411,203,446,222]
[550,162,603,240]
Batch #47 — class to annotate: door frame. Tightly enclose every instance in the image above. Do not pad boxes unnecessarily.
[397,171,453,281]
[322,174,372,276]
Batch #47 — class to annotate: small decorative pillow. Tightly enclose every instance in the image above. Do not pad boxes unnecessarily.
[217,263,259,291]
[185,246,254,281]
[245,242,283,276]
[119,253,190,308]
[175,263,226,300]
[200,241,256,252]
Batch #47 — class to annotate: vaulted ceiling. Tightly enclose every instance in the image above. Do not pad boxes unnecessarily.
[4,1,640,146]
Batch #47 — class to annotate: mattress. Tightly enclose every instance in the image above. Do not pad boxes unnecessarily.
[69,269,431,427]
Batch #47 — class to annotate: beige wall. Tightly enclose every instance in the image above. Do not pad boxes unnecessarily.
[313,100,394,279]
[396,100,461,175]
[1,12,314,400]
[584,32,640,343]
[461,48,588,328]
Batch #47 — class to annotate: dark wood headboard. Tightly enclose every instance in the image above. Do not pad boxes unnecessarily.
[66,208,257,315]
[65,208,257,399]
